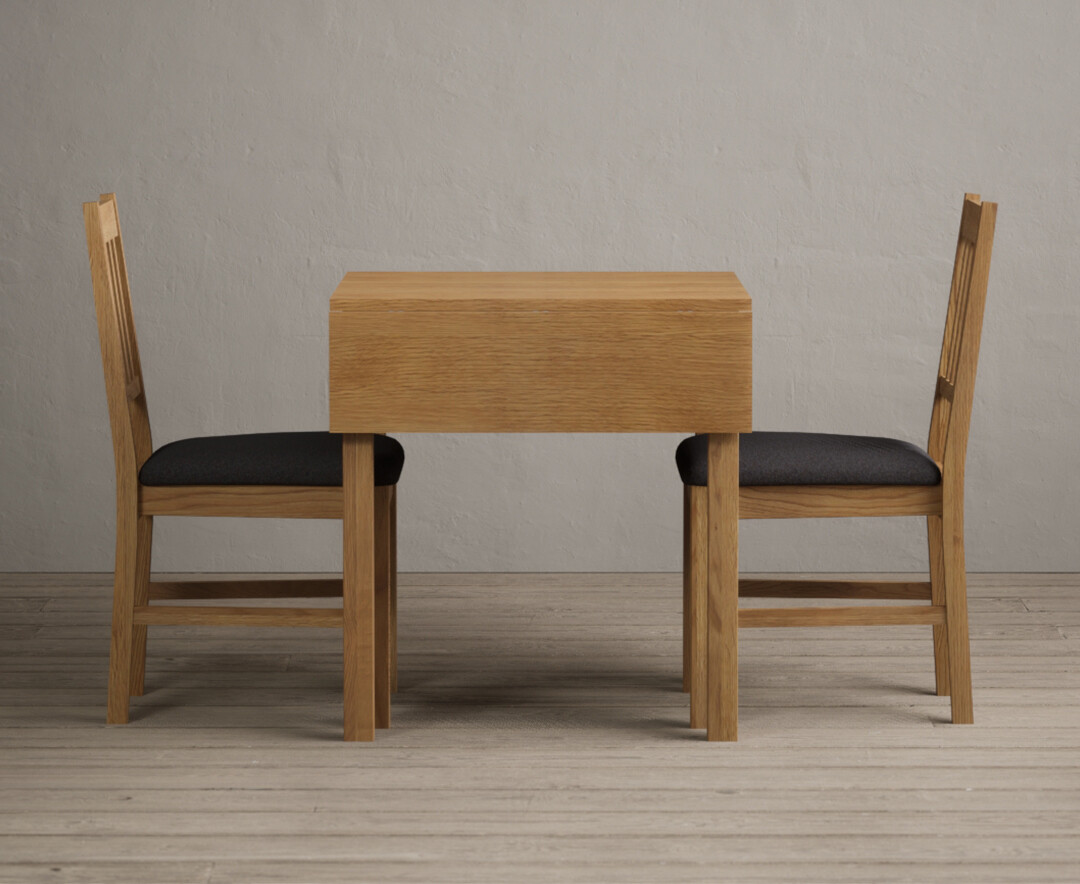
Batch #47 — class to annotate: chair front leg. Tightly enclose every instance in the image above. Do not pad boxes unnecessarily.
[688,484,708,730]
[683,485,692,693]
[374,485,392,729]
[389,484,398,694]
[927,514,950,696]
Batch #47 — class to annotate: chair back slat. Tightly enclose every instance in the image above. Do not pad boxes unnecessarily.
[84,194,152,484]
[928,194,997,467]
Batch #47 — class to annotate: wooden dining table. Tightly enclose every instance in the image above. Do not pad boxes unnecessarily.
[329,272,752,741]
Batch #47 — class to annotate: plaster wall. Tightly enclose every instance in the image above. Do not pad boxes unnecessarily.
[2,1,1078,572]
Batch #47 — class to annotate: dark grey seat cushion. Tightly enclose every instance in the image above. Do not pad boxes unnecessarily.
[675,432,941,487]
[139,432,404,487]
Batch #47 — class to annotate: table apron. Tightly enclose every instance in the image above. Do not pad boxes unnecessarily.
[329,308,751,433]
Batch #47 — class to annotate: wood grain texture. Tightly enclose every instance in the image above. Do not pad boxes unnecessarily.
[932,195,996,725]
[131,606,344,628]
[738,484,942,519]
[329,273,752,433]
[688,485,707,729]
[928,514,952,696]
[926,194,995,725]
[128,515,152,697]
[105,496,137,724]
[330,271,753,310]
[682,487,691,693]
[342,434,376,741]
[707,433,739,741]
[739,605,946,628]
[84,195,152,484]
[942,475,974,723]
[928,195,997,468]
[389,485,398,694]
[85,194,151,725]
[2,572,1078,884]
[374,485,392,729]
[139,485,343,519]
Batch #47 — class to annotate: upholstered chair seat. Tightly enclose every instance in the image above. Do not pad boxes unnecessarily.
[139,432,405,487]
[675,431,941,488]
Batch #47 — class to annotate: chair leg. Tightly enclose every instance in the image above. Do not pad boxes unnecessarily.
[389,485,398,693]
[941,489,974,723]
[129,515,153,696]
[688,484,708,730]
[682,486,692,693]
[927,514,951,696]
[107,503,142,724]
[374,486,392,729]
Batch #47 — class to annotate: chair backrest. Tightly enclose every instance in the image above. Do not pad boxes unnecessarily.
[927,193,997,474]
[84,194,152,490]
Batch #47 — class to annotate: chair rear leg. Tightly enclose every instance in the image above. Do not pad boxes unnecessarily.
[927,514,951,696]
[941,493,974,723]
[129,515,153,696]
[107,505,140,723]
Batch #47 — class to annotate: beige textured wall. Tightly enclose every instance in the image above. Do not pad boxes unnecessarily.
[2,1,1078,572]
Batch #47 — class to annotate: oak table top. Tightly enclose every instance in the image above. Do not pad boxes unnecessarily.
[330,271,752,308]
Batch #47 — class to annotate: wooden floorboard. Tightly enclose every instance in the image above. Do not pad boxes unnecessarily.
[0,572,1078,883]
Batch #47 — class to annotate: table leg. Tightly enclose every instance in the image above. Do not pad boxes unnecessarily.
[707,432,739,741]
[343,434,376,741]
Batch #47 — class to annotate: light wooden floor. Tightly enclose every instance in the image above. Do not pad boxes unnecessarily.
[1,573,1078,883]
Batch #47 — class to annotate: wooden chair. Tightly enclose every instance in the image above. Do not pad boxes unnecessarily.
[84,193,402,737]
[679,194,997,730]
